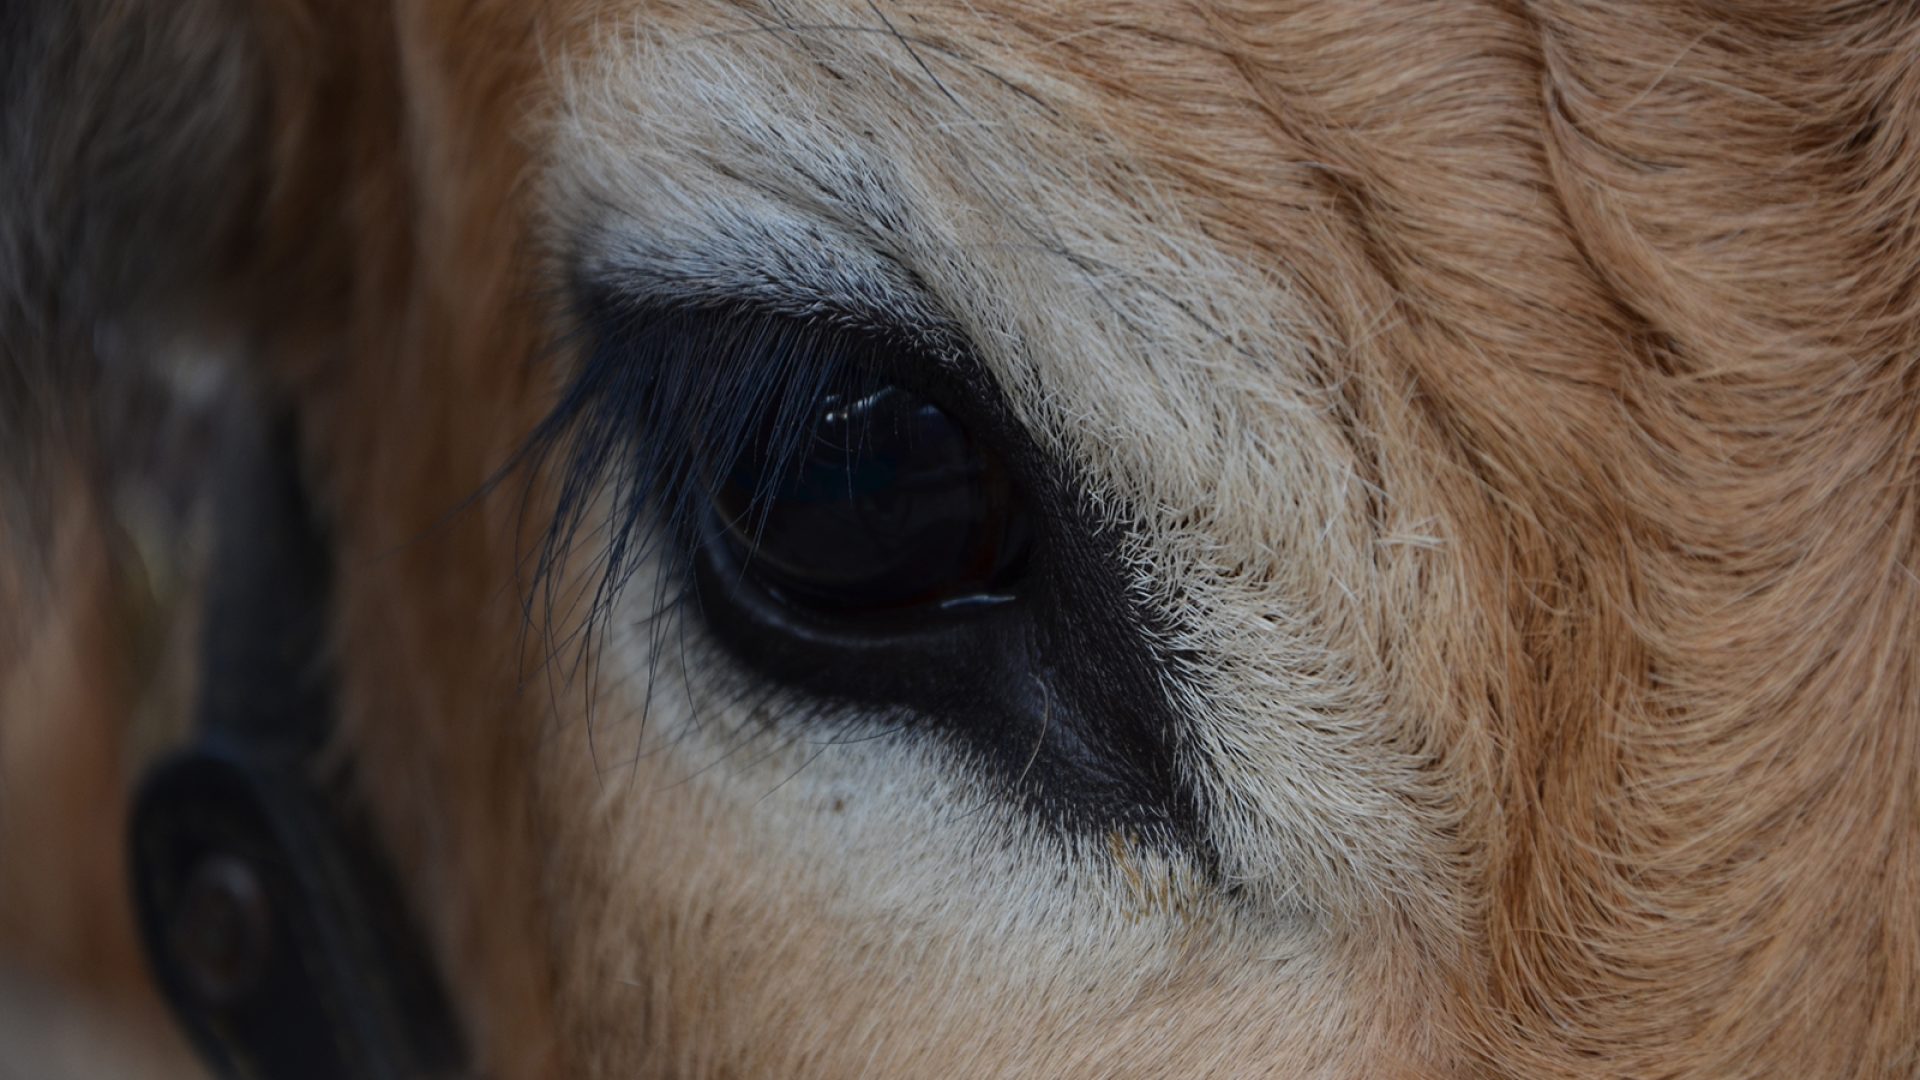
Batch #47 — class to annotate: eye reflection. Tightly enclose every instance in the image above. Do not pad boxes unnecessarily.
[709,377,1030,615]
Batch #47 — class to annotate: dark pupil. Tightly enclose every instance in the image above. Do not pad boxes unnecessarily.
[711,380,1029,613]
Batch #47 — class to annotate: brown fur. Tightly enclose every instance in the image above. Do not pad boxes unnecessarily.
[4,2,1917,1076]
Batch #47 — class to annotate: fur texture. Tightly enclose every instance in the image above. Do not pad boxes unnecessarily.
[4,1,1917,1077]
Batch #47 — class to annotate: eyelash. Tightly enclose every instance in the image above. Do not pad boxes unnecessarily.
[515,296,920,679]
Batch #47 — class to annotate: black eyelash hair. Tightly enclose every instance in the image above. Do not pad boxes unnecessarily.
[513,293,936,711]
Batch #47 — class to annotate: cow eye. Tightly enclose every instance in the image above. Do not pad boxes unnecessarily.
[540,302,1194,834]
[708,374,1031,615]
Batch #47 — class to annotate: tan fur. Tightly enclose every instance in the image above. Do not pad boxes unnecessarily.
[4,2,1917,1076]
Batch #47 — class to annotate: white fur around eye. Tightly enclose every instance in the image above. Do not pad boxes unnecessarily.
[547,2,1450,928]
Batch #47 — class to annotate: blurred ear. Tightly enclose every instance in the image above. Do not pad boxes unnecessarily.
[0,2,272,1071]
[2,0,270,334]
[2,0,271,531]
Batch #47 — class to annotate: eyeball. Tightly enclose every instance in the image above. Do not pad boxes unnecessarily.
[709,376,1031,615]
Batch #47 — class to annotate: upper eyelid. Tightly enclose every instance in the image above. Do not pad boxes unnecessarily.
[568,239,977,378]
[568,216,951,342]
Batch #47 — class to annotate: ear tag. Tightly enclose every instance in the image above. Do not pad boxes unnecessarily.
[127,409,468,1080]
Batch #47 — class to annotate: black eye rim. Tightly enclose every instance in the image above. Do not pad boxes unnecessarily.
[532,285,1208,850]
[666,305,1199,844]
[688,424,1195,837]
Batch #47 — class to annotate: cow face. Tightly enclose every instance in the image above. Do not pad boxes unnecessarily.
[5,2,1918,1077]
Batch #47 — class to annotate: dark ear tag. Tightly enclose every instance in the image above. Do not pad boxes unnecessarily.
[127,409,468,1080]
[131,752,468,1080]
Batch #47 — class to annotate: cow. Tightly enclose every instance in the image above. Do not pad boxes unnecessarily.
[4,2,1917,1076]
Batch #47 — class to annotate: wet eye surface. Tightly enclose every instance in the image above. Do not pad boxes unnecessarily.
[710,379,1030,614]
